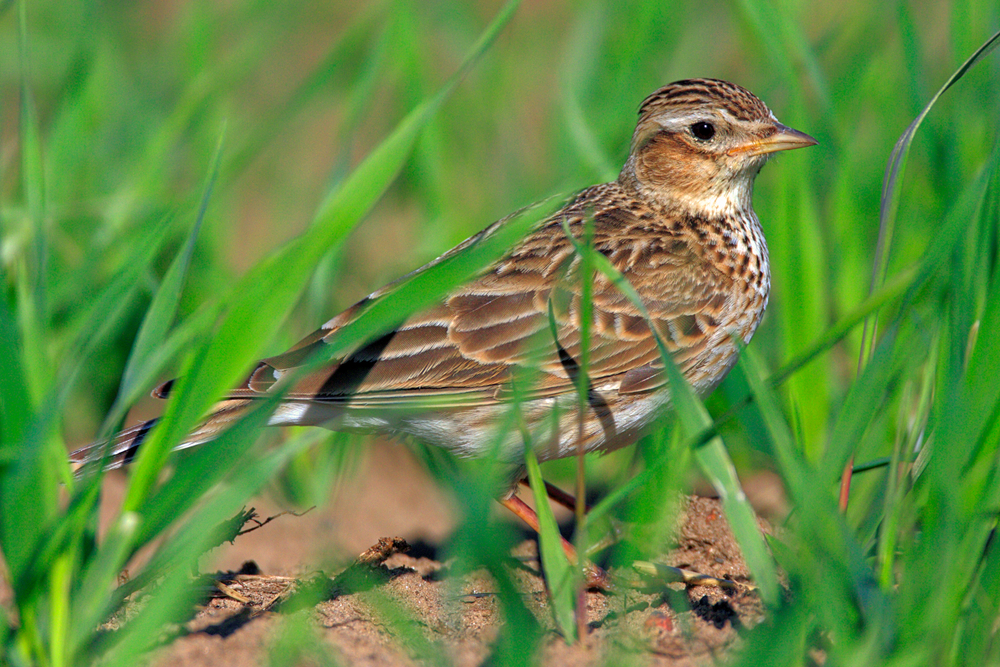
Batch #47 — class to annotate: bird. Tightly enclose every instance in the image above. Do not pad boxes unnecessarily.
[72,78,815,580]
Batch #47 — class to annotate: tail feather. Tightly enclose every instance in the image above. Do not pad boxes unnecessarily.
[70,419,159,472]
[71,399,256,473]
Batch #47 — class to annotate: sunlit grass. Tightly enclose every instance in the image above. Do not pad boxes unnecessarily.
[1,0,1000,664]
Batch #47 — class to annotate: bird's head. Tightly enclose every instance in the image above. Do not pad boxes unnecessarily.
[620,78,816,217]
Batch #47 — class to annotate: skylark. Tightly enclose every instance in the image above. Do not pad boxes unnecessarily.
[73,78,815,570]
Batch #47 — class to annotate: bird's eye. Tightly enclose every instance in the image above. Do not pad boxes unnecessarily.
[690,121,716,141]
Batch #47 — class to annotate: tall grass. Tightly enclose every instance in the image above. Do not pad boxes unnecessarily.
[1,0,999,664]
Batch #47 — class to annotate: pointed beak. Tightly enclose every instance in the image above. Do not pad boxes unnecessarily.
[729,123,818,157]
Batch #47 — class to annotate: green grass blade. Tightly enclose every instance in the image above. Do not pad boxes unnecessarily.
[930,238,1000,484]
[1,221,166,589]
[2,288,167,652]
[91,403,308,664]
[120,0,523,513]
[861,28,1000,363]
[769,159,830,459]
[109,396,284,596]
[65,506,138,659]
[1,219,167,660]
[663,356,780,605]
[0,294,31,454]
[524,448,577,642]
[555,223,779,604]
[736,346,892,641]
[115,128,223,407]
[16,0,48,407]
[821,328,907,485]
[223,8,382,184]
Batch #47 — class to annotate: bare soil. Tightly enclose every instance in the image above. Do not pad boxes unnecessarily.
[147,443,775,666]
[5,441,782,665]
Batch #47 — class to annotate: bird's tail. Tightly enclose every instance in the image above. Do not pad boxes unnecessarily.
[70,399,256,473]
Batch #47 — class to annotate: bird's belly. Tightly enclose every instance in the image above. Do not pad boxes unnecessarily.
[274,383,673,465]
[269,288,764,465]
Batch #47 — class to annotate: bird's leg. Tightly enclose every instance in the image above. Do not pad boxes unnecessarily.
[518,477,591,513]
[498,494,610,590]
[516,478,625,559]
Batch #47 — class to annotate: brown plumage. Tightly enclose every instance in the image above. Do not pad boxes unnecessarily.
[73,79,815,540]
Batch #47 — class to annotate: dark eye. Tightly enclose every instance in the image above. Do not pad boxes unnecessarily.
[690,121,716,141]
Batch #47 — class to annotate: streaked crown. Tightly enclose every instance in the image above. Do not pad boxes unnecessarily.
[638,78,774,122]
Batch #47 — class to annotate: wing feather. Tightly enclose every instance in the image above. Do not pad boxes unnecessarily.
[223,183,738,409]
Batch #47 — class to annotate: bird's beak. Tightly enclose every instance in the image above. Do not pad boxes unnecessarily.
[729,123,818,157]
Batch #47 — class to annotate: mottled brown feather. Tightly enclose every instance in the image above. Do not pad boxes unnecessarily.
[234,183,742,410]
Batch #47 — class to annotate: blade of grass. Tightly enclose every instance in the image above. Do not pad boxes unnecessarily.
[525,448,576,643]
[16,0,48,407]
[95,393,286,611]
[115,127,223,407]
[224,7,385,189]
[1,217,169,596]
[769,158,830,460]
[611,421,689,567]
[821,325,909,485]
[95,417,316,666]
[928,233,1000,487]
[560,211,594,639]
[0,294,31,455]
[736,345,892,641]
[2,221,172,666]
[84,130,226,470]
[557,229,779,605]
[859,28,1000,365]
[662,353,780,605]
[120,0,524,513]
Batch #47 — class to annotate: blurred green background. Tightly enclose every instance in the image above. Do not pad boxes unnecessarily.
[2,0,1000,664]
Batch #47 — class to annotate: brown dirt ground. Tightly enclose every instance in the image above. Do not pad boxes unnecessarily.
[3,441,785,665]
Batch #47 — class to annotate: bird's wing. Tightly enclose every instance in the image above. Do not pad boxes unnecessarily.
[209,184,740,408]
